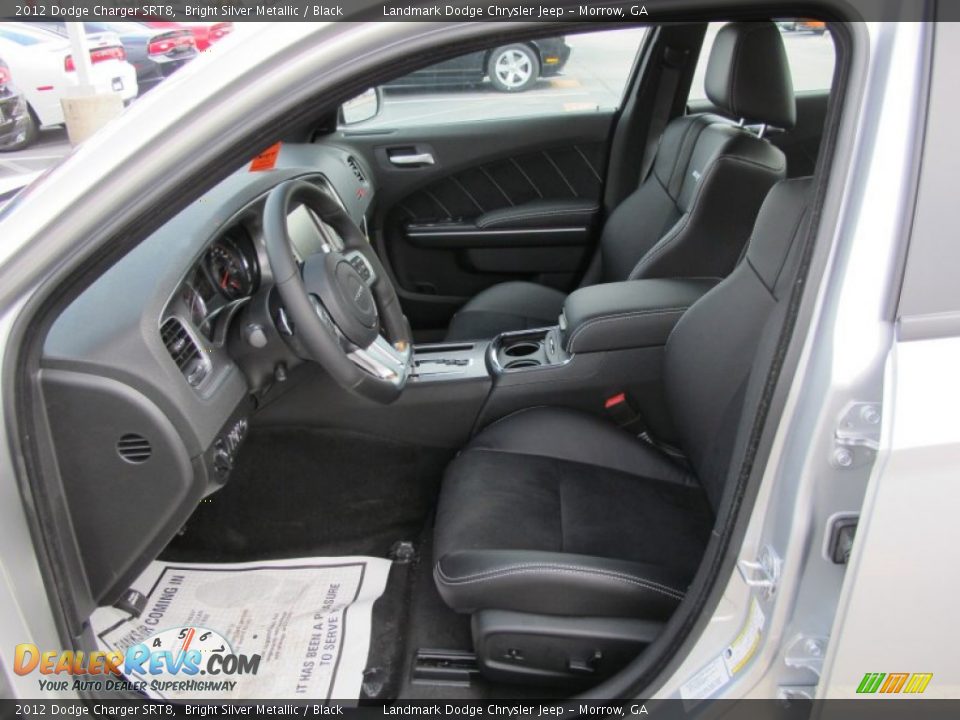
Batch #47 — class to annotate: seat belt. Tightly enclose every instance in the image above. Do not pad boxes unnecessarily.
[639,46,688,184]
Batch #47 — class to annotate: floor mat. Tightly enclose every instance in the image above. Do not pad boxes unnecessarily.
[91,556,391,701]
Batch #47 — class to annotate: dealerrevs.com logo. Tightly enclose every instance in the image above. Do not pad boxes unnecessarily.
[14,626,260,694]
[856,672,933,695]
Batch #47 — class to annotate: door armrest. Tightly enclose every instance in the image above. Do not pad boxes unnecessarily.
[475,199,600,229]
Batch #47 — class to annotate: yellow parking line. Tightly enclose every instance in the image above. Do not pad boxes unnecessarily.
[549,78,582,89]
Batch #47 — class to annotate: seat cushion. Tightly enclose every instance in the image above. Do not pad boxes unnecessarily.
[434,408,714,619]
[445,282,566,342]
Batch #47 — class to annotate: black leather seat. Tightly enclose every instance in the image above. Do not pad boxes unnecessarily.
[434,177,814,681]
[446,22,796,342]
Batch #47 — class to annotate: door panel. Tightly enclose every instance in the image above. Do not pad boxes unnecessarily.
[340,112,616,332]
[395,142,605,220]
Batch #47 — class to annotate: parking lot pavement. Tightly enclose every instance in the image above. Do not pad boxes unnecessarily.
[0,127,70,179]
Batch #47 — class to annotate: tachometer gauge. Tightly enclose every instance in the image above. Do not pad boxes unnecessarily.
[207,237,257,300]
[181,283,209,335]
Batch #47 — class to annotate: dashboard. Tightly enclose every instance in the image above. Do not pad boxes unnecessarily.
[39,143,375,609]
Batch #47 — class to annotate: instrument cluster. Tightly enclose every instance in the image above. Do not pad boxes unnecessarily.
[177,224,261,341]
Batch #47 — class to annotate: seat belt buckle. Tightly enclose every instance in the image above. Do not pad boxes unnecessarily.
[604,392,643,430]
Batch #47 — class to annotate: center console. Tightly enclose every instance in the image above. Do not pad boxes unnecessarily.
[410,278,717,439]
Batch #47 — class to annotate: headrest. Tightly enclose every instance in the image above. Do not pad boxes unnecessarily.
[705,22,797,129]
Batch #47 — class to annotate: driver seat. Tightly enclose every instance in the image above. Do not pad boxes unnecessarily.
[433,177,813,684]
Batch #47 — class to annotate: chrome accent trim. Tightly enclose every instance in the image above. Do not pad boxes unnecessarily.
[406,227,587,239]
[389,152,435,166]
[348,334,412,385]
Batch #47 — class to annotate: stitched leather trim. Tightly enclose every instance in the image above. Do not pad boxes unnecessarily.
[477,205,599,229]
[435,561,685,600]
[566,307,689,352]
[628,153,784,280]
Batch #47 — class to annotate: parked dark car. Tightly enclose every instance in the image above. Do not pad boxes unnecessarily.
[385,37,571,93]
[0,56,34,151]
[26,21,198,94]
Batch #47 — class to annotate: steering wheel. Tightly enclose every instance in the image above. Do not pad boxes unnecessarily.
[263,179,412,404]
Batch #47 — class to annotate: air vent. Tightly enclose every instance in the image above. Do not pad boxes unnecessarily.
[117,434,152,464]
[161,317,208,387]
[346,156,367,184]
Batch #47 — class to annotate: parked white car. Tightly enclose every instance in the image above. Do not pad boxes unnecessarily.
[0,23,137,132]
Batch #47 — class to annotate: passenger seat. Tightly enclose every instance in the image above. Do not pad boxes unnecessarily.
[446,22,796,342]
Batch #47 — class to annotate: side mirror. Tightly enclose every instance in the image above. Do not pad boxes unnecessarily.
[338,87,382,126]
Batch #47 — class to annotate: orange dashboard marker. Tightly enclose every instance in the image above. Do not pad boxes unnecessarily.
[250,143,281,172]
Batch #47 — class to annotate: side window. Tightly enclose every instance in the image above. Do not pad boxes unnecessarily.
[345,28,648,129]
[689,21,836,101]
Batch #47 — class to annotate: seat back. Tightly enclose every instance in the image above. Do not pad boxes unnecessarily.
[596,22,796,285]
[664,177,813,510]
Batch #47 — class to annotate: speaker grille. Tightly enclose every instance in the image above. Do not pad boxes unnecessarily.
[117,434,151,464]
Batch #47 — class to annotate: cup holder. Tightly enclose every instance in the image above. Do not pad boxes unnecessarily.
[503,342,540,358]
[504,359,541,369]
[494,332,551,373]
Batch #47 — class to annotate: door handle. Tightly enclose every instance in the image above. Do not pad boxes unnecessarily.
[389,152,435,167]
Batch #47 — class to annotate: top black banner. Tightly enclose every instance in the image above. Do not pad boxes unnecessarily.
[0,0,946,23]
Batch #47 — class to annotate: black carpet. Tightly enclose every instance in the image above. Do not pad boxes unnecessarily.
[163,426,451,562]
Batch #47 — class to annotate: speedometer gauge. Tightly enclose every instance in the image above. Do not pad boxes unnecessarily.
[207,236,257,300]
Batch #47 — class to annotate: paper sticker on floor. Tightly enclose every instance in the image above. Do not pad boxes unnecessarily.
[91,556,392,701]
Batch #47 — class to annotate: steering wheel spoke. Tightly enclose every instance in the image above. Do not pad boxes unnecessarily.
[348,335,412,385]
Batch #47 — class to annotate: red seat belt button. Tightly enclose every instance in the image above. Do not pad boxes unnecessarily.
[605,392,627,409]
